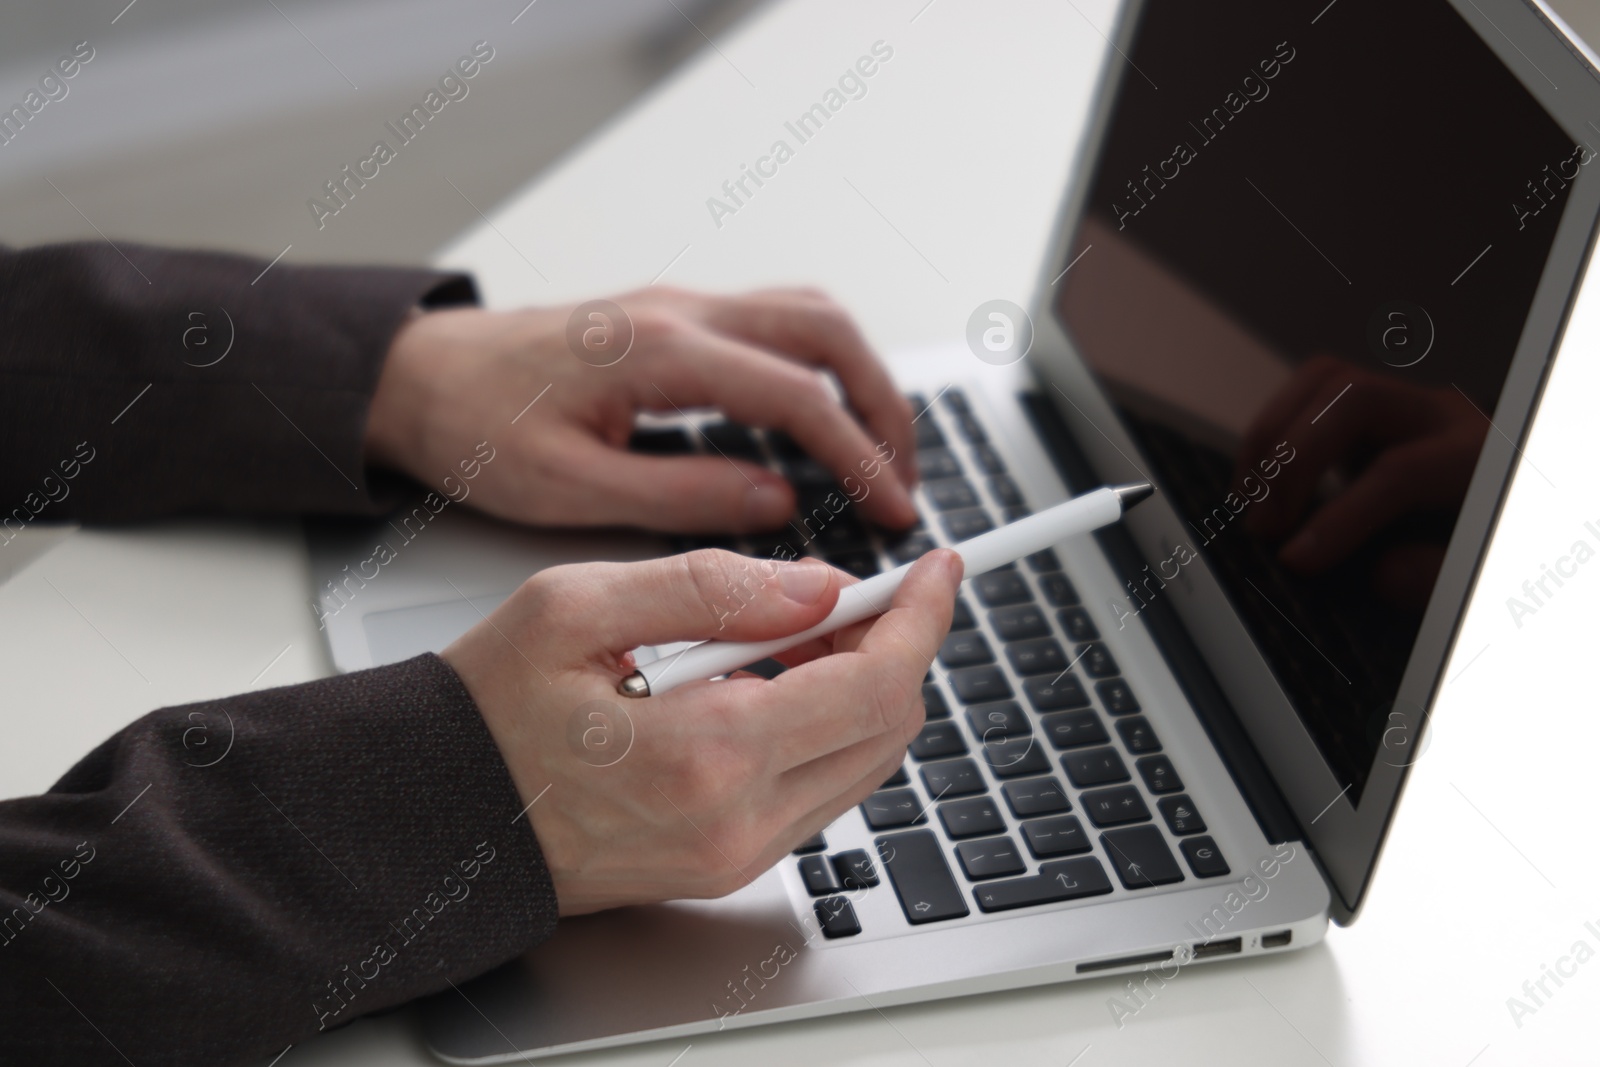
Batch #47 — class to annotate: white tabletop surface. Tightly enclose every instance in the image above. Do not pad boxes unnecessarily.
[5,2,1600,1064]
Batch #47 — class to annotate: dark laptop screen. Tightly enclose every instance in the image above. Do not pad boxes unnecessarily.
[1056,0,1576,802]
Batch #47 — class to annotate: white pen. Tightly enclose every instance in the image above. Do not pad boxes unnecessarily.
[617,481,1154,698]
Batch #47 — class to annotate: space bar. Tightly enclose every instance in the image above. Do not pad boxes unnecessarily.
[874,830,969,923]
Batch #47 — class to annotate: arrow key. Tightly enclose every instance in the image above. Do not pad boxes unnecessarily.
[1100,826,1184,889]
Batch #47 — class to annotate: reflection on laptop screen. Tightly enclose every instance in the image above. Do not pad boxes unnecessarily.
[1056,0,1577,803]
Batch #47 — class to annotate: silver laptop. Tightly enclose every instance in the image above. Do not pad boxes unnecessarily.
[306,0,1600,1060]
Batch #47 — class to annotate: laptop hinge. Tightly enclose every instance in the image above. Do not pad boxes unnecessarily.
[1020,390,1303,846]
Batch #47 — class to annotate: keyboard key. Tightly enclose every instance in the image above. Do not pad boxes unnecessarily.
[875,830,970,923]
[921,758,987,798]
[814,895,862,938]
[1076,642,1120,678]
[1100,826,1184,889]
[918,448,962,480]
[973,857,1112,912]
[938,796,1005,839]
[987,474,1024,508]
[1080,785,1152,827]
[1004,505,1031,521]
[1021,814,1092,858]
[784,457,835,486]
[826,550,881,579]
[739,657,787,679]
[973,570,1032,607]
[1180,836,1231,878]
[765,429,806,459]
[990,604,1050,642]
[1003,777,1070,817]
[700,421,764,462]
[1136,755,1184,794]
[949,666,1013,704]
[862,789,927,829]
[1158,795,1206,835]
[1023,674,1090,711]
[942,508,995,542]
[1005,637,1068,676]
[941,387,971,414]
[926,477,980,511]
[1063,746,1130,787]
[954,411,988,444]
[1097,678,1141,715]
[1116,717,1161,753]
[1038,573,1080,606]
[966,700,1030,740]
[1039,709,1109,749]
[921,684,951,721]
[833,849,881,889]
[913,416,945,449]
[951,596,976,632]
[746,535,800,562]
[793,832,827,855]
[972,443,1006,474]
[812,516,870,554]
[939,631,995,669]
[981,735,1051,777]
[799,854,841,895]
[910,721,968,760]
[628,427,693,454]
[887,531,937,565]
[1027,548,1062,573]
[1057,606,1099,642]
[882,763,909,787]
[956,836,1027,880]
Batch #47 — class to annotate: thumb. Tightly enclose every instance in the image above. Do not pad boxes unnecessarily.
[570,549,843,653]
[574,438,797,533]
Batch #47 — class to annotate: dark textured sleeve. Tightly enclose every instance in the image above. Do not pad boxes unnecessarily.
[0,654,560,1067]
[0,242,477,523]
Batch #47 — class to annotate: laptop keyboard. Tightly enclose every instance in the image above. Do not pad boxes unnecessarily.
[637,386,1229,938]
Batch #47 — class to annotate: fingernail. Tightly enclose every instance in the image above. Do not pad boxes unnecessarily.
[742,481,791,529]
[778,559,831,604]
[931,547,964,584]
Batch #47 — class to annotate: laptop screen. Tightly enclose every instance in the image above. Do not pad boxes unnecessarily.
[1054,0,1578,806]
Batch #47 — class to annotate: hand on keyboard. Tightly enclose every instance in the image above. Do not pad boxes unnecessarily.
[440,547,961,916]
[365,286,919,534]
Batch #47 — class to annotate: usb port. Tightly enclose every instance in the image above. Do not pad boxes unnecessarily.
[1261,930,1292,949]
[1191,937,1241,959]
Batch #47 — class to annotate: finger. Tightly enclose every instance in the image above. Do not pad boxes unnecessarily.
[557,432,798,534]
[1246,376,1372,539]
[550,550,846,655]
[768,741,910,862]
[750,550,961,769]
[1237,355,1345,482]
[640,325,919,528]
[1279,437,1472,572]
[704,289,919,488]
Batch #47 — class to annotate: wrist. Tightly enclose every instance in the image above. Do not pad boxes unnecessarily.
[365,306,429,472]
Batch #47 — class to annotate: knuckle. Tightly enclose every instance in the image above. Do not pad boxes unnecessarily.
[864,667,916,740]
[681,549,753,625]
[630,308,685,346]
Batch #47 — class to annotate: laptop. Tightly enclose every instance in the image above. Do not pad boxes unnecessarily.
[304,0,1600,1059]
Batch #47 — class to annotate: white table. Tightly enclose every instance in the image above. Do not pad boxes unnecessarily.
[5,2,1599,1064]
